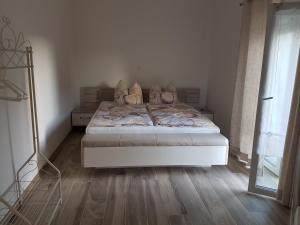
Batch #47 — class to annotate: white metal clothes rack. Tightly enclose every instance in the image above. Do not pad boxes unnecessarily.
[0,16,62,225]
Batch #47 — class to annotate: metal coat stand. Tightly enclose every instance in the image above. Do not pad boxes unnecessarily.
[0,17,62,225]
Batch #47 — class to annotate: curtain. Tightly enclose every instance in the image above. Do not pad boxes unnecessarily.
[295,208,300,225]
[230,0,270,160]
[231,0,300,211]
[274,7,300,206]
[291,138,300,225]
[257,9,300,158]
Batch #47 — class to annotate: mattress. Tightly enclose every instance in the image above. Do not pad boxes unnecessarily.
[86,101,220,134]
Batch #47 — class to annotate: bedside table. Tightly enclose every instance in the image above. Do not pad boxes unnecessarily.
[199,109,214,121]
[72,106,97,126]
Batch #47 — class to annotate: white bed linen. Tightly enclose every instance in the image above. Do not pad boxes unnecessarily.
[86,101,220,134]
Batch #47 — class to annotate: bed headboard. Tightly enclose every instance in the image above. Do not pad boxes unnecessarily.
[80,87,200,108]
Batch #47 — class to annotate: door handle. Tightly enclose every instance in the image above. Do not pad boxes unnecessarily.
[262,97,273,101]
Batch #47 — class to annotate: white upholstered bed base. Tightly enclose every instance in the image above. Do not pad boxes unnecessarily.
[81,133,229,168]
[82,146,228,168]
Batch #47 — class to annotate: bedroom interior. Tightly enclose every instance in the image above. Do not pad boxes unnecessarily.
[0,0,300,225]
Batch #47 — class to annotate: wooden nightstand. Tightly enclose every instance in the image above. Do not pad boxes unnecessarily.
[72,106,97,126]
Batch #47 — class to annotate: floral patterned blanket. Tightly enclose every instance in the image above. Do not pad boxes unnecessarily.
[89,102,153,127]
[147,103,215,127]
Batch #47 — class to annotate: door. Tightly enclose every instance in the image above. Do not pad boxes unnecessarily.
[249,5,300,197]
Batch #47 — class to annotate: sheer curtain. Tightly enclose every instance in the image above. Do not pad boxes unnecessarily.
[257,9,300,158]
[272,7,300,206]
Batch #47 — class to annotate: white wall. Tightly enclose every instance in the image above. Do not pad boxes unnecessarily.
[0,1,243,197]
[72,0,214,107]
[72,0,243,135]
[0,0,73,194]
[207,0,242,137]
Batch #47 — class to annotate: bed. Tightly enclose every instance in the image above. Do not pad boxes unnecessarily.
[81,87,229,168]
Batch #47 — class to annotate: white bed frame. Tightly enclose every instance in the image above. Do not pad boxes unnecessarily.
[83,146,228,168]
[80,87,229,168]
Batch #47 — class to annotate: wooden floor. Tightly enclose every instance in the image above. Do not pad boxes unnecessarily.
[47,131,290,225]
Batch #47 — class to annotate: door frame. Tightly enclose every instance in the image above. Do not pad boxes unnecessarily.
[248,3,300,197]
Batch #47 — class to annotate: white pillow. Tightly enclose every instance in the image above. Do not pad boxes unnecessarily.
[161,83,178,104]
[161,92,175,104]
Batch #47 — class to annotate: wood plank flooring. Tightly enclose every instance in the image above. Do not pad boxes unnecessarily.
[45,131,290,225]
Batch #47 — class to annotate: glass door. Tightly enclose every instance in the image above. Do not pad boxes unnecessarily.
[249,5,300,197]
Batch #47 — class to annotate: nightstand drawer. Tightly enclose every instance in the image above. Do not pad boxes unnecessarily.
[72,112,94,126]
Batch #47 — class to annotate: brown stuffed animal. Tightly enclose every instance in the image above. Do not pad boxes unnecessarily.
[125,82,143,104]
[114,80,128,105]
[149,84,162,104]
